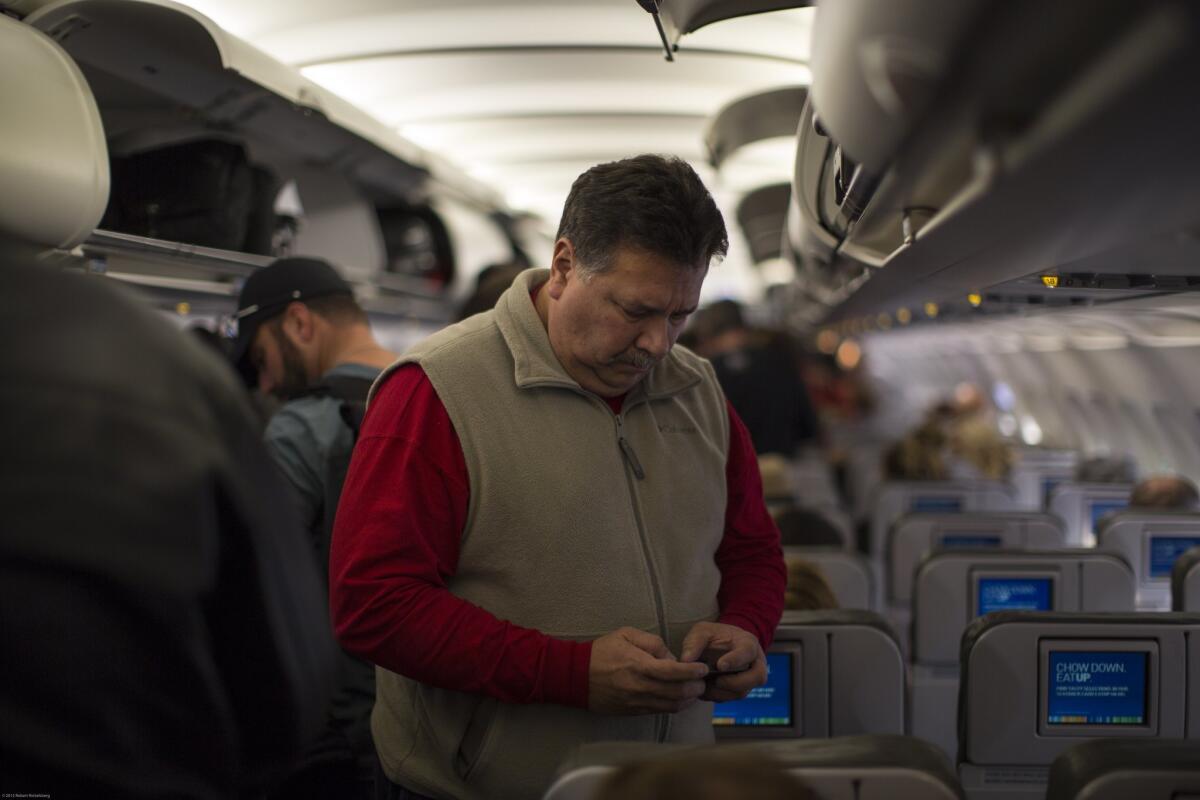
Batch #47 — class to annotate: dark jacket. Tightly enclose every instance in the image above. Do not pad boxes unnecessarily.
[0,249,337,798]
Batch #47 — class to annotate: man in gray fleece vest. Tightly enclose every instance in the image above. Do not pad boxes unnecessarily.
[330,154,787,800]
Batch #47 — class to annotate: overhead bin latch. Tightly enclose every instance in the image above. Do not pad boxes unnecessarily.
[635,0,675,62]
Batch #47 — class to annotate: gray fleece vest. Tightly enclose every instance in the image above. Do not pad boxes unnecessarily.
[370,268,729,800]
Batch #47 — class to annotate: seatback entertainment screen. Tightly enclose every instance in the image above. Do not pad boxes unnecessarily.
[912,496,963,513]
[978,577,1053,614]
[1089,500,1127,532]
[1046,650,1148,725]
[712,651,793,728]
[1148,535,1200,579]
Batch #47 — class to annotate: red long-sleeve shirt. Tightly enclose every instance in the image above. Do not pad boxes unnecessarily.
[329,363,785,710]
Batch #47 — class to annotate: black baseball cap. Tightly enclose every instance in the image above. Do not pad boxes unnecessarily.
[230,256,353,382]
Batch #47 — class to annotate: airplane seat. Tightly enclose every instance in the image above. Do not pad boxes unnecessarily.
[1047,482,1133,547]
[545,736,964,800]
[909,550,1135,759]
[1172,545,1200,611]
[868,480,1019,561]
[1045,739,1200,799]
[775,505,847,548]
[885,511,1067,653]
[728,610,905,741]
[0,15,109,253]
[957,611,1200,800]
[783,545,874,610]
[1097,511,1200,610]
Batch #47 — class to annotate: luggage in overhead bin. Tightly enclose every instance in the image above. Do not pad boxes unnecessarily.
[103,138,276,253]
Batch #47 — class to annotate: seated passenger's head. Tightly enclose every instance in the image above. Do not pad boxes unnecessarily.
[232,256,366,399]
[540,154,728,397]
[1130,474,1200,510]
[784,558,839,611]
[594,748,818,800]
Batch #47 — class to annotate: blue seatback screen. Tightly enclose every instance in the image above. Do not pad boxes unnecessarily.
[978,577,1053,614]
[1047,650,1148,725]
[1089,500,1126,531]
[712,652,792,727]
[912,496,963,513]
[940,534,1003,549]
[1148,536,1200,578]
[1042,478,1062,506]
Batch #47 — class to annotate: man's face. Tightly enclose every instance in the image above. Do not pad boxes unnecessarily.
[545,245,706,397]
[250,321,311,401]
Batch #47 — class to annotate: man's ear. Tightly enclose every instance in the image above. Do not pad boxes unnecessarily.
[546,238,576,301]
[280,301,316,343]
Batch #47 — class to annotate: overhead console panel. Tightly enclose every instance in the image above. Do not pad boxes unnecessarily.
[794,0,1200,324]
[638,0,813,57]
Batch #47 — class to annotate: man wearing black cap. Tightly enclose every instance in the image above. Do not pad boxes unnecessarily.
[232,256,396,799]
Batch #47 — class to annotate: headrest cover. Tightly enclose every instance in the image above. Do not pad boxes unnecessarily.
[0,16,109,250]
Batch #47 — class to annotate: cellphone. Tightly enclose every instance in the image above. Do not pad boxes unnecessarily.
[699,647,749,676]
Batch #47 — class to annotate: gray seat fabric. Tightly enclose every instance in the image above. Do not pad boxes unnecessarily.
[550,736,964,800]
[1046,739,1200,800]
[780,608,899,647]
[1172,546,1200,611]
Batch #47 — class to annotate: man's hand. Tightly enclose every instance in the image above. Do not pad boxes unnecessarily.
[680,621,766,703]
[588,627,709,715]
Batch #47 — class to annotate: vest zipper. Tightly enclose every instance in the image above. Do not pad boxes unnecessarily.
[614,410,669,743]
[615,414,646,480]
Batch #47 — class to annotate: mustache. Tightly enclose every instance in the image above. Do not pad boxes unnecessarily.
[615,349,656,369]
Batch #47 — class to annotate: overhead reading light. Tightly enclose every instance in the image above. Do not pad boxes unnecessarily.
[897,307,912,324]
[877,313,893,329]
[968,293,982,307]
[1042,275,1059,288]
[836,338,862,370]
[924,302,939,318]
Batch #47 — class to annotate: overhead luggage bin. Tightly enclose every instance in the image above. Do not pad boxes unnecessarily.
[638,0,815,57]
[545,736,964,800]
[1173,546,1200,611]
[1097,511,1200,610]
[1046,739,1200,800]
[704,86,808,170]
[794,1,1200,322]
[735,184,791,265]
[13,0,508,324]
[957,612,1200,800]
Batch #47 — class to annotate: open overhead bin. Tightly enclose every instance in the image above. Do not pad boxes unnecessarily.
[736,184,791,265]
[705,86,806,169]
[637,0,813,58]
[12,0,513,321]
[793,0,1200,325]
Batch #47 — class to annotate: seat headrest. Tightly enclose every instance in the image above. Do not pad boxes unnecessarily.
[0,15,109,250]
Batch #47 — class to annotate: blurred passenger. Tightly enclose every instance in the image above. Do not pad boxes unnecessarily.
[758,453,795,507]
[231,256,397,799]
[331,154,786,800]
[1,252,336,797]
[1130,474,1200,510]
[785,559,840,611]
[883,423,949,480]
[689,299,820,456]
[948,413,1013,481]
[1074,454,1137,484]
[457,261,525,320]
[594,748,818,800]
